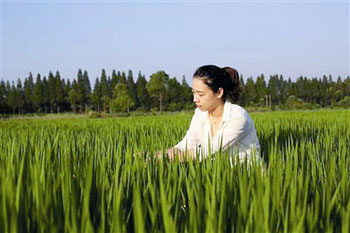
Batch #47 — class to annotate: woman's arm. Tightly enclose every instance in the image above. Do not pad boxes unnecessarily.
[154,109,201,162]
[169,109,201,159]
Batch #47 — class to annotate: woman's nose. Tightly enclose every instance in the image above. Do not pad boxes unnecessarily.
[193,95,199,103]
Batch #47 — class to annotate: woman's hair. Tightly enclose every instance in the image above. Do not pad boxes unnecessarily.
[193,65,241,103]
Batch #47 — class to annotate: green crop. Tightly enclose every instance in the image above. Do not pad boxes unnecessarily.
[0,110,349,232]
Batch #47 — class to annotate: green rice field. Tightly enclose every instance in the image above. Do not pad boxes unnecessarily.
[0,110,349,233]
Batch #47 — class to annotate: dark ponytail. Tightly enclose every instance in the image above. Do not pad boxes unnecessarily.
[222,66,241,103]
[193,65,242,103]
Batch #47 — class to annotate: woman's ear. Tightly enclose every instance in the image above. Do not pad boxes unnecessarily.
[216,88,224,99]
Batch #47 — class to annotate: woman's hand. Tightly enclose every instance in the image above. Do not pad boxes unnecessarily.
[155,150,163,159]
[157,148,196,162]
[165,148,179,161]
[140,148,196,162]
[155,148,178,161]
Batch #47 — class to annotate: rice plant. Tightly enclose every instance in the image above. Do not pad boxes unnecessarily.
[0,110,349,232]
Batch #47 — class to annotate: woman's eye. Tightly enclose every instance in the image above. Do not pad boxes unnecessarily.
[192,92,204,97]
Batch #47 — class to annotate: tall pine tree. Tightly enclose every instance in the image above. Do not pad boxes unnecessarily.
[24,73,34,112]
[33,74,43,112]
[127,70,137,110]
[135,72,149,110]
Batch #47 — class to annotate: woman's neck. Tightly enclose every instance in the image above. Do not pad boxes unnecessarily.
[209,101,224,118]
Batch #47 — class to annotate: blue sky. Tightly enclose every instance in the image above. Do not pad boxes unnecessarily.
[1,1,349,86]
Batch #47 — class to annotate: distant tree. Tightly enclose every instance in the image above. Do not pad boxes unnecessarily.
[0,80,8,113]
[135,72,150,110]
[278,75,287,104]
[255,74,268,106]
[166,77,182,111]
[304,78,313,103]
[68,80,79,113]
[245,77,257,106]
[112,83,134,113]
[120,71,127,84]
[99,69,110,112]
[60,78,69,112]
[334,76,344,102]
[55,71,65,113]
[238,75,246,106]
[91,78,102,112]
[107,75,112,97]
[111,69,119,90]
[101,95,111,113]
[42,76,50,113]
[127,70,137,109]
[16,79,25,114]
[344,76,350,96]
[24,73,34,112]
[181,76,192,105]
[285,95,307,109]
[48,71,57,113]
[310,78,321,104]
[76,69,85,113]
[320,75,330,107]
[147,71,169,113]
[32,74,44,112]
[287,77,297,98]
[100,69,109,94]
[76,69,91,113]
[268,75,278,106]
[338,96,350,108]
[64,79,71,97]
[83,71,91,111]
[295,76,306,102]
[7,79,25,114]
[8,82,18,114]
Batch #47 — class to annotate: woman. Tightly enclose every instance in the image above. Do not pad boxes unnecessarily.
[158,65,260,163]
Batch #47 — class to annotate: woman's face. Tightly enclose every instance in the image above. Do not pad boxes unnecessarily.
[192,77,223,112]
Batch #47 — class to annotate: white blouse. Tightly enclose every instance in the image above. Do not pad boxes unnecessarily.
[174,101,260,162]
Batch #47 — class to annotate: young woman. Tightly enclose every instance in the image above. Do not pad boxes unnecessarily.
[158,65,260,163]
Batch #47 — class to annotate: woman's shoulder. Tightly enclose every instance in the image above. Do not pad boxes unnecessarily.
[226,102,249,119]
[224,103,255,130]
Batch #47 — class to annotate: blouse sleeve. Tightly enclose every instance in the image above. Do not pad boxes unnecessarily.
[173,108,201,152]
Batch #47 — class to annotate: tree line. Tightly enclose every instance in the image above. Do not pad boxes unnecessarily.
[0,69,349,114]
